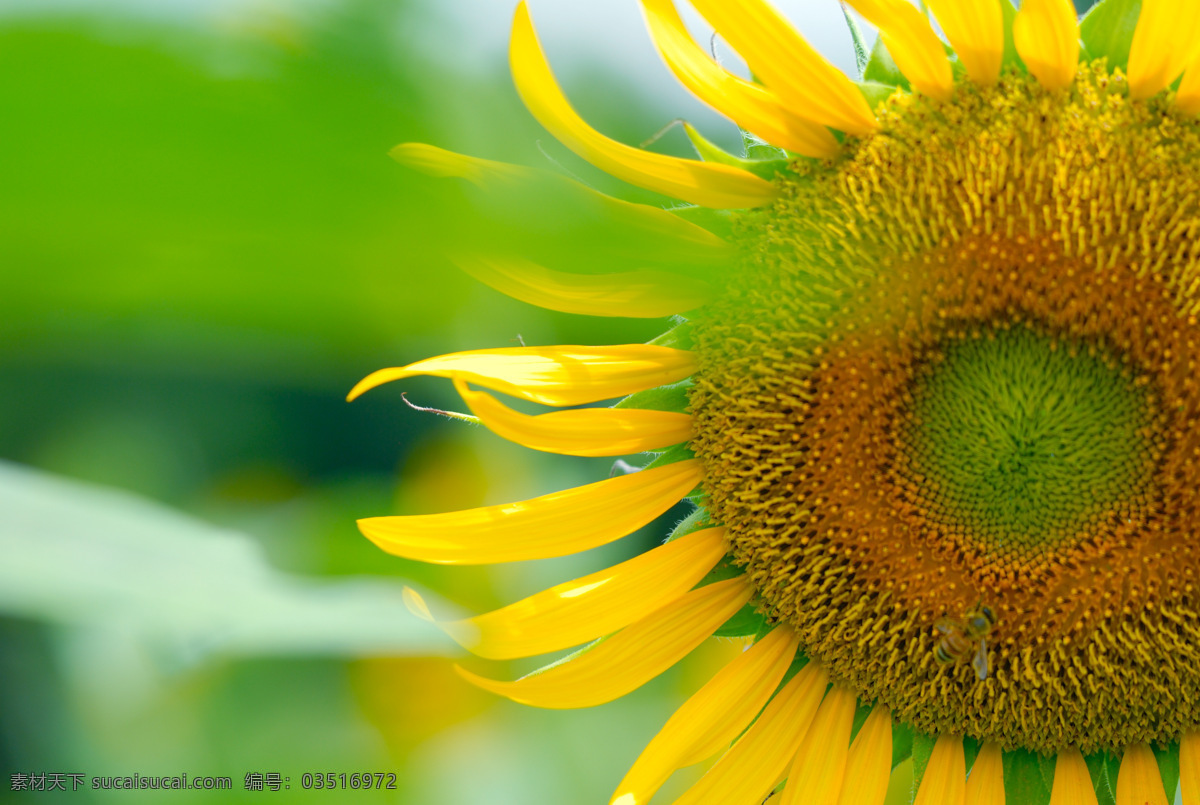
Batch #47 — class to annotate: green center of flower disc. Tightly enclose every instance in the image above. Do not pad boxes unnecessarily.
[901,327,1155,563]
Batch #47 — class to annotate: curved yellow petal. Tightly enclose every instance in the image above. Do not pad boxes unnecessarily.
[779,685,857,805]
[1177,63,1200,115]
[1183,732,1200,805]
[845,0,954,101]
[913,734,966,805]
[836,704,894,805]
[1049,747,1098,805]
[390,143,734,264]
[1115,743,1168,805]
[640,0,838,158]
[509,3,777,209]
[926,0,1004,86]
[453,380,692,458]
[1127,0,1200,101]
[670,660,830,805]
[610,626,800,805]
[347,344,696,406]
[686,0,878,137]
[456,576,754,709]
[965,741,1005,805]
[358,459,702,564]
[453,254,711,319]
[1012,0,1080,92]
[410,526,727,660]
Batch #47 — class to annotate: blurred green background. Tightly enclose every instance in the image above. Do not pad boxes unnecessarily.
[0,0,1098,802]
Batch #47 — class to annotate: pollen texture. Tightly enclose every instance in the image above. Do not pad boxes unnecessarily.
[690,66,1200,753]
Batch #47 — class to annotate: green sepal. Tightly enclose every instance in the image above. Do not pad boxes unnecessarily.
[698,554,746,586]
[1002,749,1053,805]
[963,736,982,778]
[1080,0,1141,70]
[776,650,811,688]
[1154,742,1181,803]
[642,442,696,473]
[614,379,691,413]
[911,731,936,791]
[648,320,693,350]
[891,721,915,769]
[842,5,871,78]
[1103,754,1121,805]
[1085,751,1120,805]
[669,205,736,240]
[857,81,901,113]
[743,135,787,162]
[863,36,911,91]
[711,601,767,637]
[999,0,1025,72]
[522,636,606,678]
[683,122,791,180]
[849,701,873,744]
[665,505,713,542]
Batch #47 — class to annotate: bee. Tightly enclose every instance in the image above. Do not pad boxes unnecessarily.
[934,604,997,681]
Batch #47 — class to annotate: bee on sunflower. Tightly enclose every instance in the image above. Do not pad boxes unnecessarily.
[350,0,1200,802]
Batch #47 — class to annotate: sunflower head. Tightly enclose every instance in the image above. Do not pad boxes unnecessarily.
[354,1,1200,803]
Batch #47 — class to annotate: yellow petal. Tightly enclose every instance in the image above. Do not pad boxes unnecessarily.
[640,0,838,158]
[845,0,954,101]
[456,576,754,709]
[347,344,696,406]
[686,0,878,137]
[1177,63,1200,115]
[1183,732,1200,805]
[509,3,777,209]
[409,526,728,660]
[669,660,830,805]
[1012,0,1080,92]
[358,459,702,564]
[836,704,894,805]
[965,741,1005,805]
[1049,747,1098,805]
[390,143,734,265]
[453,254,711,319]
[779,685,857,805]
[611,626,800,805]
[1115,743,1168,805]
[454,380,692,458]
[926,0,1004,86]
[913,734,966,805]
[1127,0,1200,101]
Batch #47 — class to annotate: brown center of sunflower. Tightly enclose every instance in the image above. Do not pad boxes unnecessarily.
[689,66,1200,753]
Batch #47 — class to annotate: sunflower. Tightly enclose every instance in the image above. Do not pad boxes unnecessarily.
[351,0,1200,802]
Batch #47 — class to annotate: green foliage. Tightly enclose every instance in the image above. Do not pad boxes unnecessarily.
[1080,0,1142,70]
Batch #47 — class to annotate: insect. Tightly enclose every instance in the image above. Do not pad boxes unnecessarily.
[934,604,997,681]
